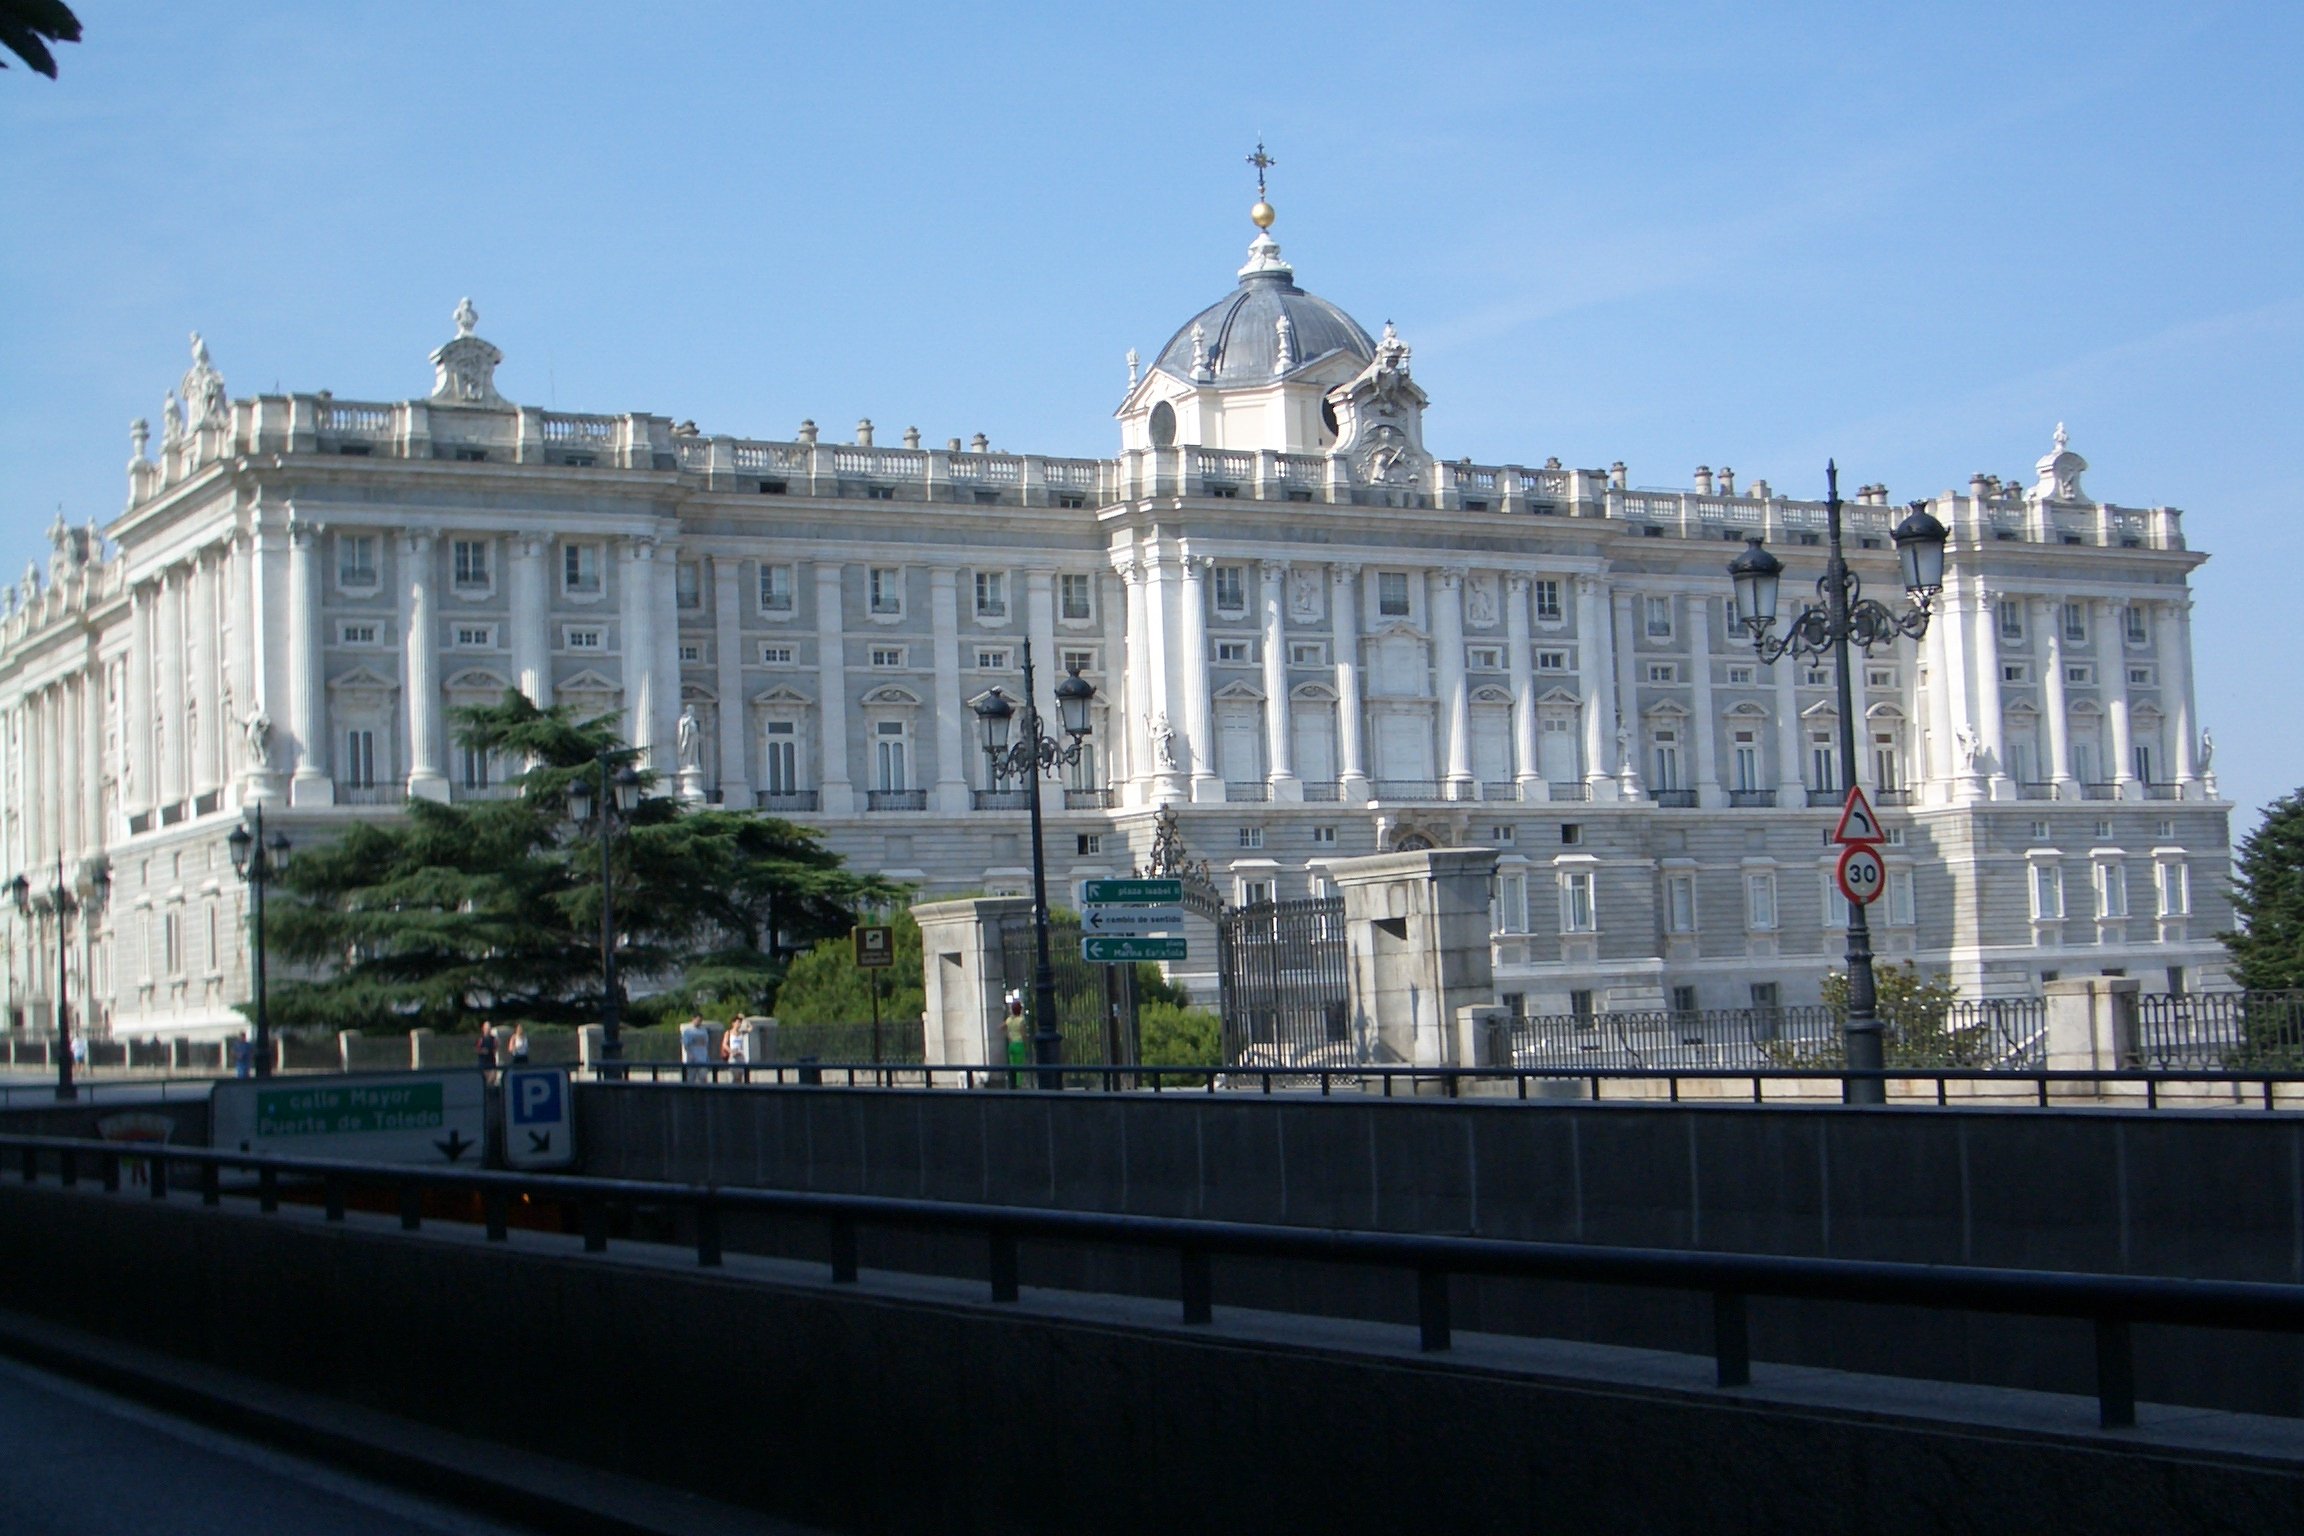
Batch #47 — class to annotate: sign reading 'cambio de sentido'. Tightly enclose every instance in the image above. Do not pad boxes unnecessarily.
[211,1071,487,1165]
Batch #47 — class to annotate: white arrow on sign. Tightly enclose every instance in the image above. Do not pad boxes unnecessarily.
[1083,904,1183,934]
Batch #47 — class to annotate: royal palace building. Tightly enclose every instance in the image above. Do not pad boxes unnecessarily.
[0,204,2233,1039]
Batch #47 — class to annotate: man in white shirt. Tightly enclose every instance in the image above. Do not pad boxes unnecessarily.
[678,1015,711,1083]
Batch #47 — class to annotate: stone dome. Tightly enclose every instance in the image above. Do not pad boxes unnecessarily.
[1150,233,1376,390]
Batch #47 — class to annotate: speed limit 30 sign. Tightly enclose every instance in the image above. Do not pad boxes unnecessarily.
[1836,843,1887,906]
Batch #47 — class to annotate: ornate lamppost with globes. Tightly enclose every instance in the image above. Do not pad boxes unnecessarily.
[971,639,1096,1089]
[10,854,108,1101]
[226,805,292,1079]
[1726,461,1948,1104]
[567,751,642,1077]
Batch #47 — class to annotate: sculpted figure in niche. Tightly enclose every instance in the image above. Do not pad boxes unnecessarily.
[241,709,272,770]
[676,705,703,770]
[1150,712,1177,771]
[1288,567,1321,621]
[1465,575,1497,627]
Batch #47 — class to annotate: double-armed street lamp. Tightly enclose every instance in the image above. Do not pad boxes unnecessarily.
[10,854,109,1101]
[567,751,642,1076]
[226,806,292,1079]
[1727,461,1948,1104]
[972,639,1097,1089]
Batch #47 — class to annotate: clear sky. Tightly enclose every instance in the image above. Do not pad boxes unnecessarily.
[3,1,2298,836]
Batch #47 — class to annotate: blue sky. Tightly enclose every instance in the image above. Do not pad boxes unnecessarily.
[3,1,2298,833]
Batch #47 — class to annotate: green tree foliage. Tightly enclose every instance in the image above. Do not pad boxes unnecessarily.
[1,0,80,77]
[1138,999,1220,1066]
[260,694,897,1031]
[2221,788,2304,994]
[772,911,926,1028]
[1768,961,1981,1068]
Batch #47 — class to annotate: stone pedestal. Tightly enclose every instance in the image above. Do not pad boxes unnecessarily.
[1331,847,1500,1067]
[913,896,1032,1071]
[2044,976,2139,1079]
[677,765,707,806]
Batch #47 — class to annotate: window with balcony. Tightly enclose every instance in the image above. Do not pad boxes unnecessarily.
[1533,579,1562,622]
[868,567,903,616]
[562,542,602,596]
[1377,571,1411,617]
[337,534,379,590]
[451,538,491,589]
[759,564,795,614]
[974,570,1007,618]
[675,561,702,610]
[1060,573,1093,621]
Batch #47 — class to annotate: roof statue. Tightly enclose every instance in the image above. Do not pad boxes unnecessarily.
[180,333,229,432]
[2031,421,2091,505]
[430,297,506,407]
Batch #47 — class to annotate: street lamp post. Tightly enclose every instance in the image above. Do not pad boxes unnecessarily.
[227,805,292,1079]
[1727,461,1948,1104]
[11,853,108,1101]
[567,750,642,1077]
[972,639,1097,1090]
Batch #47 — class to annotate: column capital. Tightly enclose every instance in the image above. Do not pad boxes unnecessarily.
[518,533,549,559]
[1436,566,1467,589]
[400,530,432,554]
[286,517,325,545]
[1258,559,1288,584]
[1113,557,1144,586]
[1506,572,1532,595]
[1576,573,1606,597]
[929,564,960,589]
[1330,562,1361,583]
[627,536,658,562]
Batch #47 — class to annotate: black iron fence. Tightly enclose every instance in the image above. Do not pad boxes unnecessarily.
[2139,990,2304,1070]
[1508,999,2047,1074]
[1216,897,1352,1067]
[997,910,1139,1072]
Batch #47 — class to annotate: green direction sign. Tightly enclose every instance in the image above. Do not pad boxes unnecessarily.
[257,1081,444,1138]
[211,1070,488,1166]
[1080,878,1183,906]
[1081,936,1188,963]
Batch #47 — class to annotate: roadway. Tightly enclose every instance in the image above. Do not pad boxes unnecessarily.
[0,1354,540,1536]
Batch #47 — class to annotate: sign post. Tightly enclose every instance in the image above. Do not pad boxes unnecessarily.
[1835,843,1886,907]
[502,1068,576,1169]
[1081,936,1188,964]
[211,1071,486,1165]
[853,925,894,1065]
[1079,879,1186,967]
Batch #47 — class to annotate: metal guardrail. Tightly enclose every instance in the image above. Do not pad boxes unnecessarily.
[6,1128,2304,1431]
[0,1075,228,1108]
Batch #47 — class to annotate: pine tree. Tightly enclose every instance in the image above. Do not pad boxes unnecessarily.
[2222,788,2304,993]
[259,693,898,1031]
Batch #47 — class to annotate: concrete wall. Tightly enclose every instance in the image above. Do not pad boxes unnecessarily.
[0,1181,2294,1535]
[578,1084,2304,1417]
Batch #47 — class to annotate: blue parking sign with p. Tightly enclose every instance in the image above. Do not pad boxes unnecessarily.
[501,1068,575,1168]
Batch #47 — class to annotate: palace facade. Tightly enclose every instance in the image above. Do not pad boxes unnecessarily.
[0,214,2231,1038]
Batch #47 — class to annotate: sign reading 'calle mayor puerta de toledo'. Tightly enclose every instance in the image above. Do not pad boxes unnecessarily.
[211,1071,487,1164]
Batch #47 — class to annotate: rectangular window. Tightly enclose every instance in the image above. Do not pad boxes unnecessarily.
[758,564,794,613]
[337,621,380,647]
[1889,867,1916,927]
[1212,566,1247,612]
[675,561,702,610]
[1866,666,1896,689]
[1645,662,1677,684]
[337,534,378,589]
[1290,641,1326,666]
[1560,870,1596,933]
[2032,864,2064,921]
[562,542,602,595]
[1059,573,1093,620]
[2065,664,2093,686]
[1670,985,1699,1017]
[974,570,1007,618]
[1216,640,1251,664]
[2062,603,2088,643]
[2001,662,2031,684]
[1533,579,1562,622]
[1802,665,1830,687]
[1488,824,1515,844]
[2156,861,2189,917]
[974,648,1009,670]
[452,624,494,649]
[1745,872,1777,931]
[1644,596,1673,637]
[1536,649,1568,672]
[873,720,908,792]
[1560,823,1582,846]
[760,644,794,665]
[565,626,604,651]
[868,567,903,616]
[1312,825,1336,845]
[1666,873,1696,934]
[2133,743,2154,783]
[2127,665,2153,687]
[1999,602,2024,640]
[1235,827,1263,850]
[1732,730,1760,792]
[763,721,799,794]
[458,743,491,790]
[344,729,377,789]
[1377,571,1411,617]
[1060,648,1094,674]
[163,911,181,977]
[1809,732,1836,793]
[1076,833,1103,856]
[2123,606,2149,645]
[677,642,702,663]
[1239,877,1276,906]
[870,646,905,669]
[1727,664,1755,685]
[1570,989,1596,1026]
[1494,873,1529,934]
[1471,646,1504,670]
[2097,862,2128,919]
[1825,875,1850,931]
[451,538,490,588]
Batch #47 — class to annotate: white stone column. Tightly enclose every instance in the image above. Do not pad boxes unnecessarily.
[1099,568,1130,795]
[1576,576,1616,799]
[1771,641,1803,804]
[401,532,448,802]
[1143,550,1183,801]
[1178,552,1219,801]
[1506,574,1538,793]
[1434,568,1472,793]
[510,535,552,707]
[1260,561,1297,799]
[1687,593,1723,807]
[650,541,682,771]
[80,672,101,862]
[2163,596,2198,789]
[193,549,223,794]
[1612,590,1645,800]
[1919,597,1954,796]
[1116,558,1150,801]
[286,520,332,803]
[1331,563,1367,800]
[1971,585,2008,798]
[619,538,659,769]
[2097,598,2134,795]
[930,567,968,815]
[124,582,154,819]
[1939,573,1980,801]
[2038,598,2074,795]
[156,568,186,810]
[813,562,853,813]
[711,555,749,805]
[1026,567,1058,724]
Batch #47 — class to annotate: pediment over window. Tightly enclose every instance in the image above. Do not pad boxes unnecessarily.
[1641,698,1689,719]
[861,685,922,708]
[1291,682,1338,703]
[1469,685,1514,706]
[752,684,812,708]
[1865,701,1907,720]
[1800,698,1839,720]
[443,667,513,695]
[1212,679,1266,702]
[1535,686,1582,708]
[1725,701,1770,719]
[559,668,622,695]
[327,664,398,693]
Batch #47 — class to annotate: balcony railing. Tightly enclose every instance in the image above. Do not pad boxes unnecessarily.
[338,783,407,806]
[1547,781,1591,803]
[1063,787,1114,810]
[1806,788,1841,808]
[1300,781,1344,802]
[2081,782,2118,801]
[866,789,927,812]
[2016,781,2057,801]
[971,790,1033,811]
[2143,782,2179,801]
[1224,781,1270,803]
[1373,779,1477,802]
[755,790,819,813]
[1652,789,1698,809]
[1479,781,1520,803]
[1874,787,1913,806]
[1727,789,1777,809]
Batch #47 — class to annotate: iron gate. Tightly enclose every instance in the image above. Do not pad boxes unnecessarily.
[997,910,1139,1068]
[1216,896,1353,1066]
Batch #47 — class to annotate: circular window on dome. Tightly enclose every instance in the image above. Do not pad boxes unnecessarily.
[1320,399,1340,441]
[1148,401,1177,449]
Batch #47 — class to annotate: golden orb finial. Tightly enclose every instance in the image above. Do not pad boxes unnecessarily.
[1250,198,1276,230]
[1246,140,1278,230]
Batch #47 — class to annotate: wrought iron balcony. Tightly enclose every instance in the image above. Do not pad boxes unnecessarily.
[866,789,927,812]
[1063,787,1114,810]
[755,790,819,812]
[1224,781,1270,802]
[1652,789,1698,809]
[1299,781,1344,802]
[1727,788,1777,809]
[971,789,1033,811]
[1547,781,1591,803]
[338,783,407,806]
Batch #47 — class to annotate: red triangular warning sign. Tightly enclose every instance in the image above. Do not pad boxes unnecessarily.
[1831,786,1883,845]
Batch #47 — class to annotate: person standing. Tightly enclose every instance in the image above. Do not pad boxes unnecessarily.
[507,1023,530,1067]
[476,1019,499,1084]
[679,1014,711,1083]
[1002,991,1028,1088]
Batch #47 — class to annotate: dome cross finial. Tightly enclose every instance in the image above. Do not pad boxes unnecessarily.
[1247,139,1277,230]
